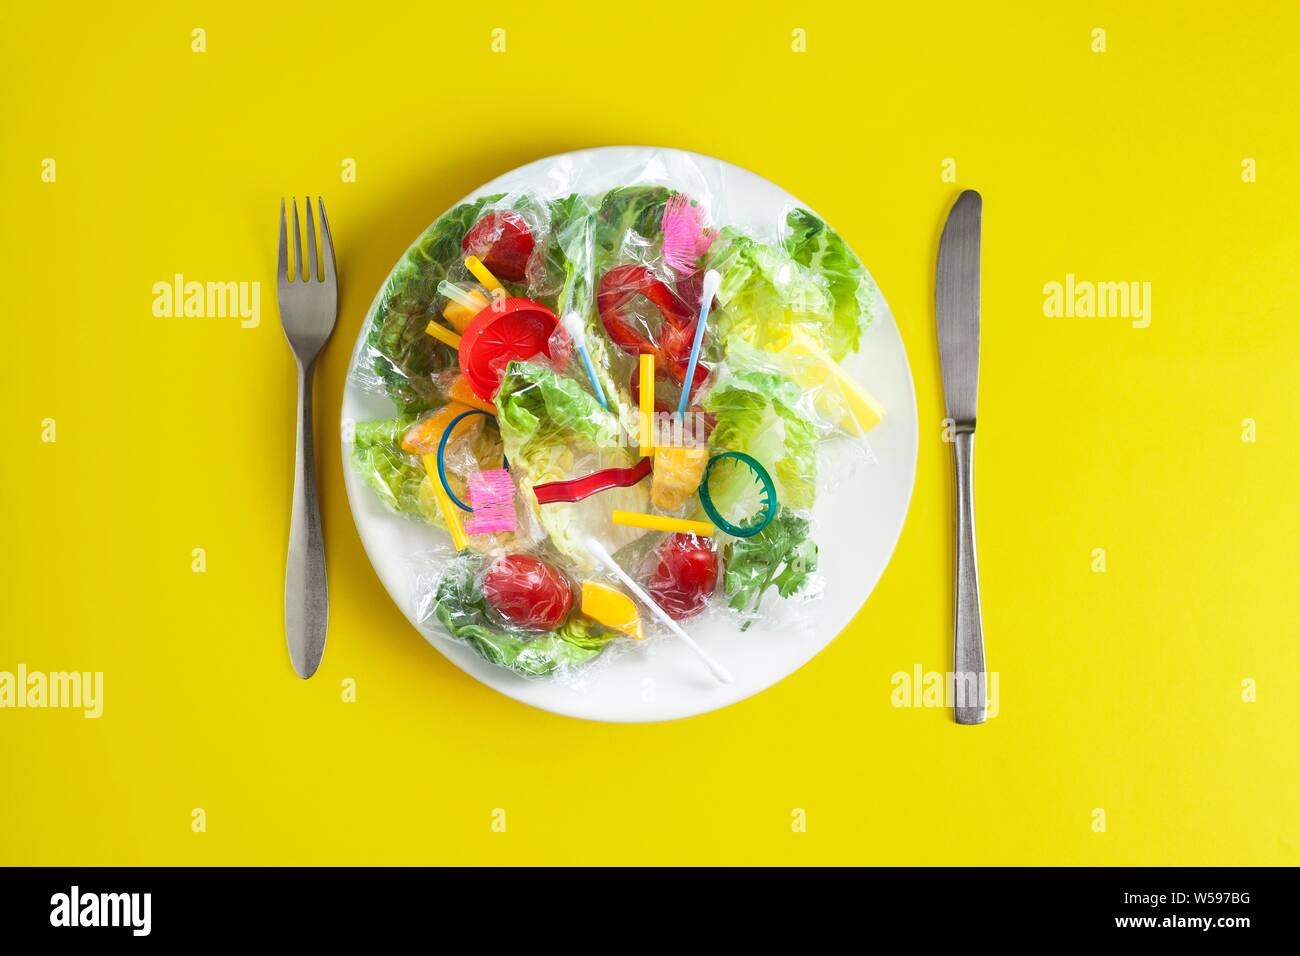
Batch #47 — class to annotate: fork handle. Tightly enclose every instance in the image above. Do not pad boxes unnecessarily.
[285,360,327,678]
[952,429,986,724]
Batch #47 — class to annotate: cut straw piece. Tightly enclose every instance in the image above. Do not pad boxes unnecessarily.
[422,454,468,551]
[438,279,487,312]
[611,510,714,537]
[425,321,462,350]
[464,255,504,294]
[638,353,655,455]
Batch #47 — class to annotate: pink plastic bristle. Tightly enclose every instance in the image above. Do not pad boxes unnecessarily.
[465,469,517,534]
[662,195,711,274]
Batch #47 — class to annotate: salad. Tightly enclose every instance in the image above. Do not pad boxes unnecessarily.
[349,167,885,681]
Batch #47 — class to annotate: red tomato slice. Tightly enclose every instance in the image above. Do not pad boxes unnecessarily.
[596,264,693,356]
[457,298,559,400]
[462,212,534,283]
[597,264,709,397]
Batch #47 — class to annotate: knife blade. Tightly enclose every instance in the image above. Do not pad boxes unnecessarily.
[937,190,981,427]
[935,190,986,725]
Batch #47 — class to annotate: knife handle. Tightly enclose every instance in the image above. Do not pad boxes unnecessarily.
[952,429,986,724]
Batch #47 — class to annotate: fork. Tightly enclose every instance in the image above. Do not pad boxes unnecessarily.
[278,197,338,679]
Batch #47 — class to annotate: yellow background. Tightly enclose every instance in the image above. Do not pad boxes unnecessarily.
[2,1,1296,865]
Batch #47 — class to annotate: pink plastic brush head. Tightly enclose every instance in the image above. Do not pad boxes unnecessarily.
[465,469,517,534]
[662,195,714,274]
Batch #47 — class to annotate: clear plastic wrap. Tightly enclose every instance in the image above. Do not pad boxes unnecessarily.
[413,546,612,680]
[348,150,884,681]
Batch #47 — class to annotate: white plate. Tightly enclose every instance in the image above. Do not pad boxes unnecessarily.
[341,146,917,722]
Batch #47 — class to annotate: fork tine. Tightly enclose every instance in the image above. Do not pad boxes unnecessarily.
[278,199,288,280]
[305,196,318,282]
[316,197,337,285]
[292,198,303,281]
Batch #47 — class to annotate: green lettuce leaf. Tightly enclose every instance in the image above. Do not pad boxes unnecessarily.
[542,192,596,299]
[495,360,620,450]
[494,361,649,569]
[783,209,876,359]
[349,416,436,521]
[702,355,818,512]
[722,508,818,617]
[703,227,841,360]
[429,553,609,677]
[542,195,622,405]
[365,195,503,413]
[592,185,671,261]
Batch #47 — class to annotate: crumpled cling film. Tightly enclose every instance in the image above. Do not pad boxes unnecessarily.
[348,149,883,679]
[412,547,613,680]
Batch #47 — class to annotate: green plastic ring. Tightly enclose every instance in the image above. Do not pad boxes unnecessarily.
[698,452,778,538]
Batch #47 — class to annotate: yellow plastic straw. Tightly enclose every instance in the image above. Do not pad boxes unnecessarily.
[464,255,504,294]
[638,353,655,455]
[425,321,462,350]
[421,454,469,550]
[611,510,714,537]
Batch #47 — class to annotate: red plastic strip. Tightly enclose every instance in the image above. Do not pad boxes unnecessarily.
[533,457,653,505]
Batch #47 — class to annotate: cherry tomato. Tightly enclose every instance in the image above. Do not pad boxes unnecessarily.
[648,533,718,621]
[482,555,574,631]
[462,212,535,283]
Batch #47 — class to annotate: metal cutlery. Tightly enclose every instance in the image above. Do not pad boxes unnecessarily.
[277,197,338,679]
[935,189,986,724]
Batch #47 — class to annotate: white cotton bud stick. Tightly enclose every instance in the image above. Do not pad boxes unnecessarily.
[584,537,733,685]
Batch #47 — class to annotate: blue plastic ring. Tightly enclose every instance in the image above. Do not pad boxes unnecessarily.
[436,409,508,512]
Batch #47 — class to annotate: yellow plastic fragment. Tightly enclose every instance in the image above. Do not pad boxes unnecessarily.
[651,445,709,511]
[638,353,655,455]
[581,580,643,640]
[611,510,714,537]
[464,255,504,294]
[421,453,468,551]
[448,375,497,415]
[440,285,489,332]
[782,329,884,435]
[401,401,479,454]
[425,320,463,350]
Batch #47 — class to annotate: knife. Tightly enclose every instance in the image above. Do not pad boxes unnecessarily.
[935,190,986,725]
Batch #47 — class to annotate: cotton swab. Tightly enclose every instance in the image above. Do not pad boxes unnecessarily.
[584,537,733,685]
[561,312,609,410]
[676,269,721,417]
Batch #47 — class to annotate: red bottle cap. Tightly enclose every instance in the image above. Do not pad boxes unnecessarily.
[458,298,559,400]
